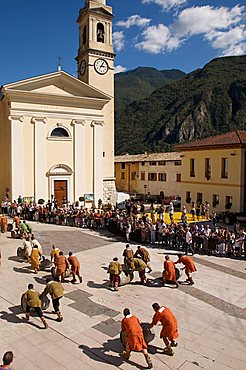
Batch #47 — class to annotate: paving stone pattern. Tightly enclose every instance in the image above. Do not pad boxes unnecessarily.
[35,230,109,255]
[194,256,246,281]
[92,318,121,338]
[66,289,119,318]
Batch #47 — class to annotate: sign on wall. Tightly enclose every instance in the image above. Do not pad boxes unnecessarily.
[84,194,94,202]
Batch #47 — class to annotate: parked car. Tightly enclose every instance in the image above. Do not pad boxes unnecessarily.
[145,195,162,204]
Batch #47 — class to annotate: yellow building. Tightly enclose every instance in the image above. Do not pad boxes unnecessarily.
[175,130,246,213]
[115,152,182,198]
[0,0,115,206]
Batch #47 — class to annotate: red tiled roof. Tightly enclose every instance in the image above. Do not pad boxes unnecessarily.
[174,130,246,150]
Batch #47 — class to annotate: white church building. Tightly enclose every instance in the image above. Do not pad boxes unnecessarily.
[0,0,115,207]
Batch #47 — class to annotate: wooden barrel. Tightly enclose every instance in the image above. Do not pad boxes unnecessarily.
[51,266,70,279]
[120,323,155,347]
[21,293,50,311]
[17,247,25,258]
[119,272,131,286]
[40,258,53,270]
[175,267,181,281]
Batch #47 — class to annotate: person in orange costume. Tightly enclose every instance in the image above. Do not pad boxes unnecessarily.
[121,308,152,369]
[163,255,178,288]
[55,251,69,282]
[1,216,8,233]
[175,253,197,285]
[68,252,82,284]
[148,303,178,356]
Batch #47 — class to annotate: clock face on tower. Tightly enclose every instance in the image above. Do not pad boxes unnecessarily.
[79,60,86,76]
[94,59,109,75]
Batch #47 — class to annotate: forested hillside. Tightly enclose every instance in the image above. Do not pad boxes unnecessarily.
[115,55,246,154]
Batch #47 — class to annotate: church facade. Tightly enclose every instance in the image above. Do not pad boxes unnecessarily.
[0,0,115,207]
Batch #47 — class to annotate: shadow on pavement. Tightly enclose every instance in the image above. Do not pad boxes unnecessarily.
[13,266,32,274]
[0,306,41,329]
[8,256,25,263]
[33,276,51,285]
[87,280,110,290]
[79,339,147,370]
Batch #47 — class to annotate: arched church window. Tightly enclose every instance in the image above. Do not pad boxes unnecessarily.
[51,127,69,137]
[82,25,87,44]
[97,23,105,43]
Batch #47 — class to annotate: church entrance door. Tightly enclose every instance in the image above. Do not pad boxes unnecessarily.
[54,180,67,207]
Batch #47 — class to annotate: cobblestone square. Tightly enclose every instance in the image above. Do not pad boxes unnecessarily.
[1,222,246,370]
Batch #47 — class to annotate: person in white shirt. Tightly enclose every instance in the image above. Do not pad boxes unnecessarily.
[185,228,194,255]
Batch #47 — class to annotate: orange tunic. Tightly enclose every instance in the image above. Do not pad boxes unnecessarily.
[68,255,80,275]
[151,306,178,341]
[121,315,147,352]
[55,255,69,276]
[1,216,8,233]
[177,256,197,274]
[163,260,176,282]
[30,249,41,269]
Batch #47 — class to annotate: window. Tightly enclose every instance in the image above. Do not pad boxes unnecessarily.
[176,174,181,182]
[205,158,211,179]
[150,161,157,166]
[148,173,157,181]
[175,161,181,166]
[186,191,191,203]
[225,196,232,209]
[121,172,125,180]
[121,163,126,170]
[213,194,219,207]
[50,127,69,137]
[131,172,136,180]
[159,161,166,166]
[158,173,166,181]
[190,158,195,177]
[97,23,105,43]
[82,25,87,44]
[197,192,203,203]
[141,172,145,181]
[141,162,145,166]
[221,158,228,178]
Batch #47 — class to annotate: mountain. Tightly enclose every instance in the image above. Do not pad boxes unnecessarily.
[115,67,186,109]
[115,55,246,155]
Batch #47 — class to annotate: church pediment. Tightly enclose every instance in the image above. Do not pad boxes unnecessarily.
[3,71,111,101]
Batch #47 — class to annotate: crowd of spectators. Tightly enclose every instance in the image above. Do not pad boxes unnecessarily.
[1,196,246,259]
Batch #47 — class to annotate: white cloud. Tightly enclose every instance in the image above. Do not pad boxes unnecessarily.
[114,65,127,74]
[221,43,246,56]
[116,15,151,29]
[172,5,244,37]
[113,31,125,52]
[142,0,186,11]
[136,24,178,53]
[135,4,246,56]
[206,27,246,48]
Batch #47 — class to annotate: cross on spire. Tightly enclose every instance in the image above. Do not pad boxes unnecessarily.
[57,55,62,71]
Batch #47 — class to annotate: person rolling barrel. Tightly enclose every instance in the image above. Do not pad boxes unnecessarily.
[107,257,122,291]
[121,308,152,368]
[162,255,178,288]
[23,283,48,329]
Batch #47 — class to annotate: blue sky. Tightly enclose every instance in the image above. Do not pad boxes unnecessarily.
[0,0,245,84]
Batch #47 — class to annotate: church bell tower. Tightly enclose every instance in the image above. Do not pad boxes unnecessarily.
[76,0,115,97]
[76,0,116,206]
